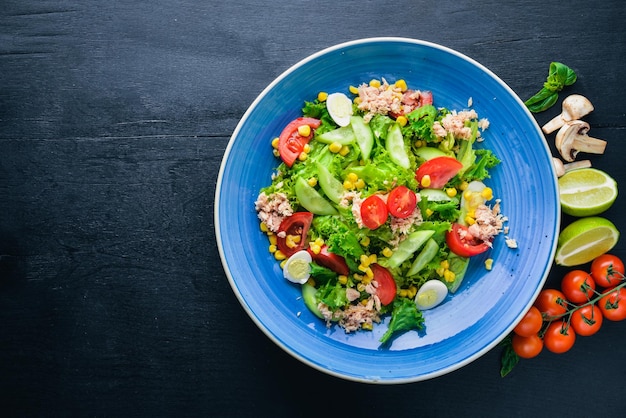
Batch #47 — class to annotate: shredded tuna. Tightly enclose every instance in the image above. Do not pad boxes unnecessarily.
[432,109,489,141]
[468,201,504,246]
[346,288,361,302]
[254,192,293,232]
[356,78,403,122]
[505,237,518,249]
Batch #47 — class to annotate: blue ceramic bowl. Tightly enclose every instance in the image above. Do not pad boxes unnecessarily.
[215,38,559,383]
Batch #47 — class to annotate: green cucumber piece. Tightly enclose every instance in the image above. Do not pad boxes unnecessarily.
[386,123,410,169]
[294,177,337,215]
[419,188,455,202]
[415,146,448,161]
[387,230,435,268]
[446,254,470,293]
[302,283,324,319]
[317,126,355,145]
[316,163,344,204]
[407,238,439,276]
[350,116,373,160]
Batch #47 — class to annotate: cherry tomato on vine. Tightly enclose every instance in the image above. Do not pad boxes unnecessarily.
[570,304,603,336]
[513,306,543,337]
[534,289,568,318]
[561,270,596,304]
[512,333,543,359]
[598,287,626,321]
[591,254,625,288]
[543,320,576,354]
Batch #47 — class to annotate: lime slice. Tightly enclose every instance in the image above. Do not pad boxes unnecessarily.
[555,217,620,266]
[558,168,617,217]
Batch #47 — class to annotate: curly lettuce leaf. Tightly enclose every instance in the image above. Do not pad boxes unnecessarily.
[380,298,425,345]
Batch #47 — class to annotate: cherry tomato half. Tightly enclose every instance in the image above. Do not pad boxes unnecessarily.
[387,185,417,218]
[446,223,490,257]
[360,195,388,230]
[591,254,625,288]
[389,90,433,118]
[561,270,596,304]
[543,320,576,354]
[598,287,626,321]
[277,117,321,167]
[308,245,349,276]
[512,333,543,359]
[415,156,463,189]
[534,289,568,318]
[370,264,397,306]
[276,212,313,257]
[513,306,543,337]
[571,304,603,336]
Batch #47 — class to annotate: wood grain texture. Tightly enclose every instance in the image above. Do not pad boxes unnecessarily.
[1,0,626,416]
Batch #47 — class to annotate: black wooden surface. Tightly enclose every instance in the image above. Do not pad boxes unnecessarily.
[2,1,626,416]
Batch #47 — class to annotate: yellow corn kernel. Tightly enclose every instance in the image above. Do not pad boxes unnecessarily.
[260,222,269,232]
[368,254,377,265]
[481,187,493,201]
[360,254,370,266]
[349,85,359,95]
[285,234,301,249]
[463,190,473,200]
[396,115,408,127]
[364,267,374,279]
[271,137,279,148]
[420,174,432,188]
[361,299,369,306]
[465,216,476,226]
[446,188,458,198]
[268,235,277,246]
[361,322,373,331]
[274,250,287,261]
[346,172,358,183]
[408,285,418,299]
[309,243,321,255]
[303,143,311,153]
[425,208,434,217]
[369,79,381,88]
[357,283,366,292]
[444,270,456,283]
[353,97,361,105]
[436,267,445,277]
[355,178,366,189]
[307,177,318,187]
[440,260,450,270]
[339,145,350,156]
[280,260,287,269]
[485,258,494,271]
[338,275,348,285]
[268,244,277,253]
[459,181,470,191]
[399,289,409,298]
[395,79,408,92]
[353,273,363,282]
[358,263,368,273]
[382,247,393,258]
[306,278,316,287]
[360,236,370,247]
[298,125,311,137]
[343,179,354,190]
[298,152,308,161]
[329,142,343,153]
[272,149,280,157]
[317,91,328,102]
[414,140,425,148]
[314,237,324,246]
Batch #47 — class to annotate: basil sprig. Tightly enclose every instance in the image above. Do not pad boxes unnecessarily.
[525,62,577,113]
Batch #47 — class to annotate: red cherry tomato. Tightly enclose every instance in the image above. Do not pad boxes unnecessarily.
[446,223,490,257]
[543,320,576,354]
[308,245,349,276]
[511,333,543,359]
[561,270,596,304]
[387,185,417,218]
[276,212,313,257]
[513,306,543,337]
[415,156,463,189]
[598,287,626,321]
[370,264,397,306]
[570,304,603,336]
[534,289,568,318]
[277,117,321,167]
[360,195,388,230]
[591,254,625,288]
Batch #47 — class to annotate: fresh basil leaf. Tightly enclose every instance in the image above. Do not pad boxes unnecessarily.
[524,88,558,113]
[500,334,520,377]
[525,62,576,113]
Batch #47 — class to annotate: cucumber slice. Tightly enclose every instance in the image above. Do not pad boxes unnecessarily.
[302,283,324,319]
[415,146,448,161]
[350,116,373,160]
[407,238,439,276]
[419,188,454,202]
[316,163,344,204]
[317,126,355,145]
[386,123,410,169]
[294,177,337,215]
[387,230,435,268]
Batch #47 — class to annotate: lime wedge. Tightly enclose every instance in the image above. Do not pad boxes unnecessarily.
[555,217,620,266]
[558,168,617,217]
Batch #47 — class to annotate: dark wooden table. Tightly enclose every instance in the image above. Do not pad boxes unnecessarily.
[2,1,625,416]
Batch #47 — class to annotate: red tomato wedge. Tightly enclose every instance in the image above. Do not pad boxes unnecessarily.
[308,245,349,276]
[276,212,313,257]
[360,195,388,230]
[370,264,397,306]
[387,185,417,218]
[415,156,463,189]
[277,117,321,167]
[446,223,490,257]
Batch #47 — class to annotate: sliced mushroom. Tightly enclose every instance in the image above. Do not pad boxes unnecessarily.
[552,157,592,177]
[555,120,606,162]
[542,95,594,134]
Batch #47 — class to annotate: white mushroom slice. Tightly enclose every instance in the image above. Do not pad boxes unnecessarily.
[542,95,594,134]
[552,157,592,177]
[555,120,606,162]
